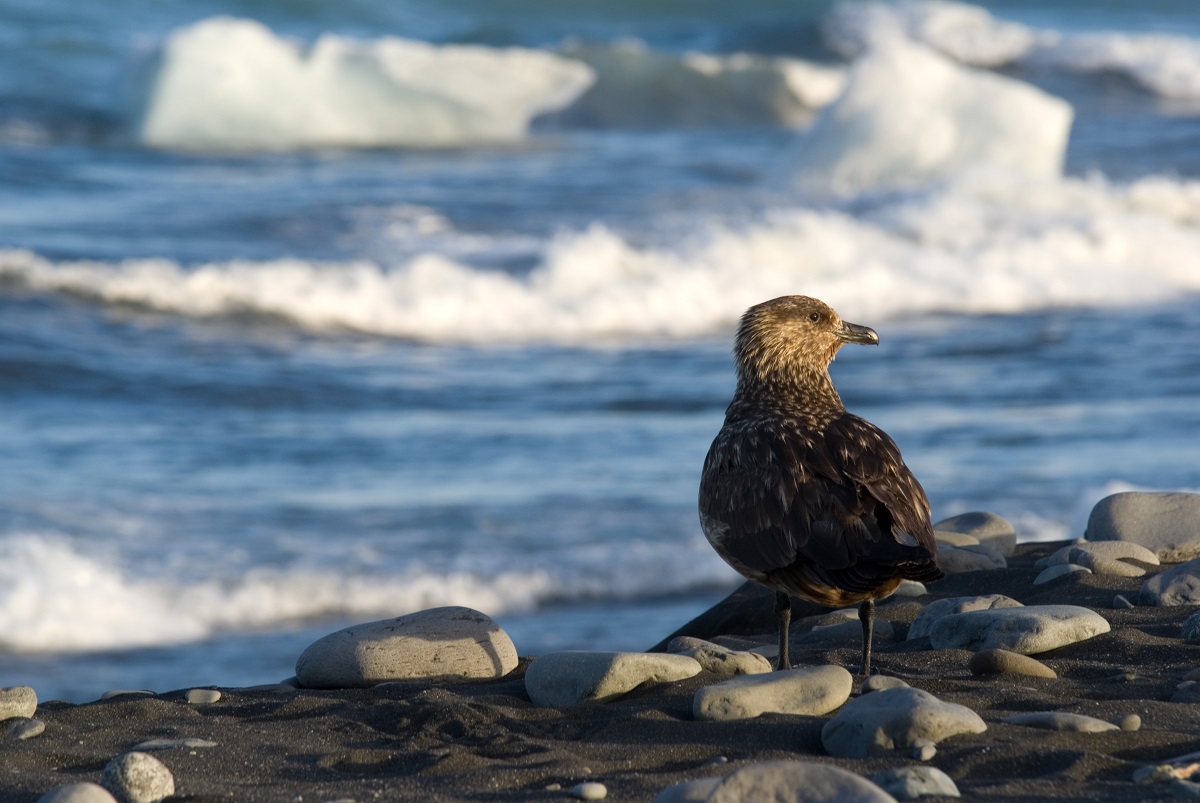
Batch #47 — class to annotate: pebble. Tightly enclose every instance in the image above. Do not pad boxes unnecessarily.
[871,765,961,799]
[36,783,119,803]
[821,687,986,758]
[652,777,722,803]
[100,752,175,803]
[705,760,898,803]
[1033,564,1091,585]
[525,651,701,708]
[1113,594,1135,609]
[295,606,518,688]
[666,636,773,676]
[1119,714,1142,732]
[0,686,37,721]
[693,664,853,721]
[936,542,1007,573]
[913,741,937,761]
[1001,711,1120,732]
[933,511,1017,556]
[969,648,1057,678]
[570,781,607,800]
[1086,491,1200,562]
[1035,541,1160,568]
[8,717,46,739]
[862,675,910,693]
[1141,558,1200,606]
[907,594,1023,641]
[184,688,222,704]
[133,737,218,751]
[929,604,1110,655]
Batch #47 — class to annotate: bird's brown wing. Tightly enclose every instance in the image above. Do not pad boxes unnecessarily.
[699,414,941,601]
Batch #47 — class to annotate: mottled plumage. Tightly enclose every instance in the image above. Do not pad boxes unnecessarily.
[699,296,941,674]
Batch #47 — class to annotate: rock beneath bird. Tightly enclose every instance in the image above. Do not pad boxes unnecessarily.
[821,687,986,758]
[295,606,518,688]
[37,784,119,803]
[706,760,899,803]
[693,664,853,721]
[871,766,961,799]
[100,752,175,803]
[936,543,1007,573]
[1001,712,1120,732]
[1085,492,1200,562]
[524,651,701,708]
[698,296,942,676]
[1036,540,1160,568]
[1034,564,1092,585]
[933,511,1017,556]
[907,595,1023,641]
[969,649,1057,678]
[929,604,1110,655]
[1140,558,1200,606]
[0,686,36,722]
[666,637,773,676]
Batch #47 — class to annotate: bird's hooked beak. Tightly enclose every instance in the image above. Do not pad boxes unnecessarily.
[837,320,880,346]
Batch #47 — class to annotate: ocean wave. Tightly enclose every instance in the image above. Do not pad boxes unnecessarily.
[827,0,1200,101]
[130,17,596,150]
[4,173,1200,342]
[0,532,733,653]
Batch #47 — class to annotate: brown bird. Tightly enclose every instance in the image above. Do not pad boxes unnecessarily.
[699,295,941,675]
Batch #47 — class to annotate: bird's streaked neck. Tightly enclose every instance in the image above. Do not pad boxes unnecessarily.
[732,351,845,418]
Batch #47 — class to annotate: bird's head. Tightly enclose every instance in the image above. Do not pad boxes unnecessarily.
[734,295,878,388]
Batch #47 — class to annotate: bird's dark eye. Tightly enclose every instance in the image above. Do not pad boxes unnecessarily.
[808,312,821,323]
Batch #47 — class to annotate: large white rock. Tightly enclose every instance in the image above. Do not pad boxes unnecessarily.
[1085,492,1200,562]
[929,604,1110,654]
[821,687,986,758]
[37,784,119,803]
[706,760,899,803]
[524,651,701,708]
[1140,557,1200,606]
[693,664,853,721]
[907,595,1022,641]
[100,753,175,803]
[295,606,518,688]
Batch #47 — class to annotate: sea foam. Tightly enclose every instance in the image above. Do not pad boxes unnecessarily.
[132,17,595,150]
[5,171,1198,343]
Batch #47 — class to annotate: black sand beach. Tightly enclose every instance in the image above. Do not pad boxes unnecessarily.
[7,539,1200,802]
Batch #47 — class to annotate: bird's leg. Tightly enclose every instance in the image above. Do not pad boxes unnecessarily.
[858,598,875,676]
[775,591,792,671]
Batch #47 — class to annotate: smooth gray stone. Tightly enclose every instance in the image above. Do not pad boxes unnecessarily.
[1119,714,1142,731]
[693,664,853,721]
[893,580,928,597]
[133,737,218,750]
[1001,712,1119,732]
[969,648,1056,678]
[0,686,37,721]
[862,675,910,693]
[797,618,894,648]
[934,531,979,547]
[1036,541,1160,568]
[100,752,175,803]
[37,783,119,803]
[1086,492,1200,562]
[1141,558,1200,606]
[296,606,518,688]
[8,717,46,739]
[1184,610,1200,643]
[821,687,986,758]
[1074,552,1146,578]
[933,511,1017,556]
[936,542,1007,573]
[525,651,701,707]
[929,604,1110,655]
[652,777,721,803]
[907,595,1023,641]
[570,781,607,800]
[1033,564,1091,585]
[707,760,899,803]
[184,688,222,704]
[871,766,961,799]
[667,637,773,676]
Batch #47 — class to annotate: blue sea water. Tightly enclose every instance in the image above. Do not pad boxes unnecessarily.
[2,0,1200,702]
